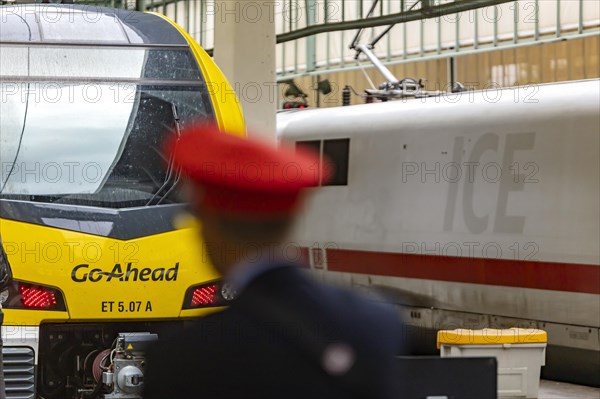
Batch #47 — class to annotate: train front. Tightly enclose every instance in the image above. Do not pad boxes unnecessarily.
[0,4,244,399]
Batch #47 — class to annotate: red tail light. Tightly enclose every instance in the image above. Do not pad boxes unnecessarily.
[183,280,236,309]
[1,280,66,311]
[191,284,217,306]
[19,285,57,308]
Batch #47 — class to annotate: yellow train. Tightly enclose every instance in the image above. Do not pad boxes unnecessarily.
[0,4,243,398]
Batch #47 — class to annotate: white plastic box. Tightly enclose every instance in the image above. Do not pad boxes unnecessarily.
[438,328,547,398]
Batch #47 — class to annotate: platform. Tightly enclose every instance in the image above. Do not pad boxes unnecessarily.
[539,380,600,399]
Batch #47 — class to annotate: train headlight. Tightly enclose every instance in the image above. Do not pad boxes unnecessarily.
[220,283,237,302]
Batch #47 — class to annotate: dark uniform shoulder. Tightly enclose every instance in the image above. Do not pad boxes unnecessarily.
[239,265,403,398]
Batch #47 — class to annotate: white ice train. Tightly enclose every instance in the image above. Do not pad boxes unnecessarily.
[277,79,600,386]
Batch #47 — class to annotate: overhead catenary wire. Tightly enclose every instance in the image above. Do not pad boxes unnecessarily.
[369,0,421,49]
[349,0,380,50]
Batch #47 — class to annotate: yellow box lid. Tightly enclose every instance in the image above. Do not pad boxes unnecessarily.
[437,328,548,348]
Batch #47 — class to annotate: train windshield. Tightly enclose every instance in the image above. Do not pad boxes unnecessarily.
[0,46,214,208]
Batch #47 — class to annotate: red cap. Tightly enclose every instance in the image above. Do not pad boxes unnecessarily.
[167,123,326,215]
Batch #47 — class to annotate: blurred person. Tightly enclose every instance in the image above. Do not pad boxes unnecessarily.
[144,124,403,399]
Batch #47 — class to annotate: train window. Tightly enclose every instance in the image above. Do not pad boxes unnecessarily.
[323,139,350,186]
[14,47,204,82]
[0,45,212,208]
[0,47,28,76]
[38,11,129,43]
[296,140,321,183]
[296,140,321,155]
[0,82,213,208]
[295,139,350,186]
[0,12,41,42]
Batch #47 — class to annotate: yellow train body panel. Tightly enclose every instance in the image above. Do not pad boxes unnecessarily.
[1,218,222,325]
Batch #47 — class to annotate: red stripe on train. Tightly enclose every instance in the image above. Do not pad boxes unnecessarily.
[325,248,600,295]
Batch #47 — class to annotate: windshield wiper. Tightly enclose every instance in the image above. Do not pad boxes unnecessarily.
[145,103,182,206]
